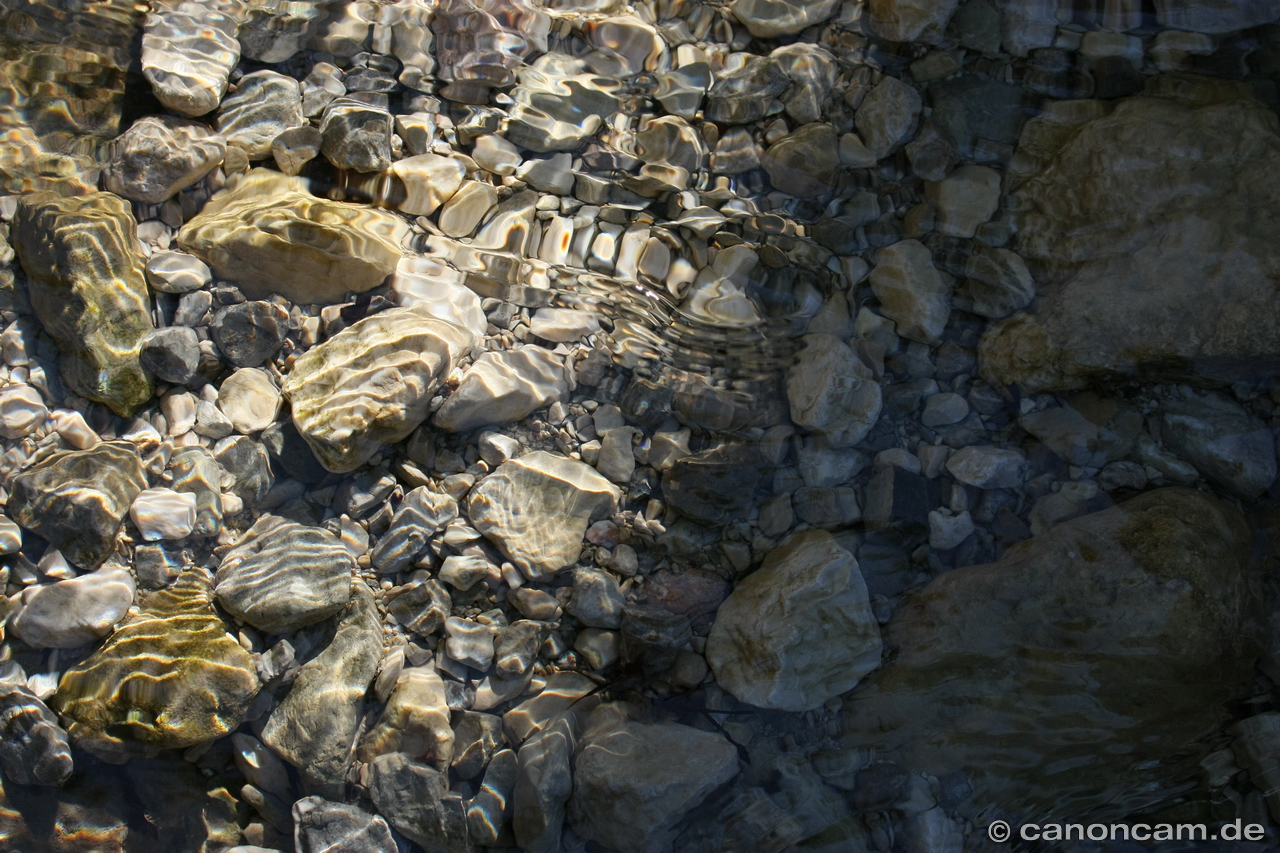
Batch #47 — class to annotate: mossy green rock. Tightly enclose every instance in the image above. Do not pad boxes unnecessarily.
[51,568,260,763]
[841,488,1261,818]
[11,190,154,415]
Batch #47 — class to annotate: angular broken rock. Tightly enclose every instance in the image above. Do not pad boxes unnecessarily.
[434,346,569,433]
[706,529,882,712]
[468,451,621,580]
[282,306,476,473]
[177,169,409,304]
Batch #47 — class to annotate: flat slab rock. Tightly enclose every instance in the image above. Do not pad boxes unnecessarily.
[177,168,409,304]
[282,306,476,473]
[51,569,260,763]
[468,451,621,580]
[706,529,882,712]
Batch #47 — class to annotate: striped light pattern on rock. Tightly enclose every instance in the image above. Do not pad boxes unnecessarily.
[51,568,259,763]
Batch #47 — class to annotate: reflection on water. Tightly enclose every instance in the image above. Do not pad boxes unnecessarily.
[2,0,1280,851]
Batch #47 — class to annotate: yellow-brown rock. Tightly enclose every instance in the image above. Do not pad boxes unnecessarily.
[176,168,409,304]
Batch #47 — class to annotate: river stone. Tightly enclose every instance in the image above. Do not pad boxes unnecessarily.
[0,384,47,439]
[261,581,382,796]
[170,446,227,537]
[321,98,394,173]
[729,0,840,38]
[210,301,290,368]
[140,326,200,384]
[10,568,134,649]
[11,191,154,415]
[568,716,740,853]
[513,712,578,853]
[371,487,459,573]
[661,443,774,525]
[981,77,1280,392]
[708,530,881,712]
[1156,391,1277,499]
[103,116,225,204]
[142,0,243,117]
[841,488,1261,817]
[216,70,305,159]
[868,0,960,43]
[926,164,1000,238]
[0,682,73,786]
[761,123,839,199]
[293,797,398,853]
[869,239,950,345]
[131,488,197,541]
[434,346,569,433]
[215,515,353,633]
[177,169,409,304]
[468,451,621,580]
[358,667,454,770]
[8,442,146,570]
[145,250,212,294]
[787,334,882,448]
[367,753,471,853]
[282,306,476,472]
[217,367,280,434]
[51,568,260,763]
[855,75,922,159]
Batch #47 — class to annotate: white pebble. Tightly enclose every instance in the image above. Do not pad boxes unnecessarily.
[131,488,197,541]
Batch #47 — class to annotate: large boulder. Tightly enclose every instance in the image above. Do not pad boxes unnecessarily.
[841,488,1262,817]
[568,715,740,853]
[706,530,882,712]
[11,191,154,415]
[982,76,1280,392]
[176,169,409,304]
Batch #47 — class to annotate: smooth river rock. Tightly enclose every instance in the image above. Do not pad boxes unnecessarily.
[282,306,476,472]
[177,169,409,304]
[103,116,225,204]
[142,0,244,117]
[433,346,569,433]
[11,191,154,415]
[8,442,147,570]
[261,580,383,796]
[787,334,882,448]
[52,569,260,763]
[468,451,621,580]
[982,76,1280,392]
[10,568,136,649]
[707,529,882,712]
[0,682,73,786]
[215,515,353,633]
[568,715,740,853]
[841,488,1261,818]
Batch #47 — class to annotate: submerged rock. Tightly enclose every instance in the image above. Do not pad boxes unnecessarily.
[293,797,398,853]
[468,451,621,580]
[568,715,739,853]
[434,346,569,433]
[177,169,409,304]
[8,442,147,570]
[103,116,225,203]
[282,306,476,472]
[261,581,382,796]
[215,515,353,633]
[367,753,471,852]
[142,0,244,117]
[52,569,260,762]
[9,568,136,649]
[842,488,1261,817]
[707,530,882,712]
[359,667,454,769]
[216,70,305,159]
[11,191,154,415]
[1156,391,1277,498]
[983,77,1280,392]
[0,682,73,786]
[731,0,840,38]
[787,334,882,448]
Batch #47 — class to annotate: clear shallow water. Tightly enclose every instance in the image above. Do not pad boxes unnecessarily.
[0,0,1280,851]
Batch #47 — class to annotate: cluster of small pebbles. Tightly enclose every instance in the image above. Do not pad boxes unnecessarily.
[5,0,1280,851]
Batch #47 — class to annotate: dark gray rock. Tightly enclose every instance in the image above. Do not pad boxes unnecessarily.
[139,326,200,384]
[8,442,146,569]
[863,465,938,537]
[210,301,290,368]
[215,515,353,633]
[367,752,472,852]
[261,419,329,485]
[568,567,624,629]
[493,620,544,680]
[620,604,692,676]
[705,56,788,124]
[321,98,393,172]
[262,581,383,797]
[134,541,186,589]
[1157,391,1277,499]
[103,115,226,203]
[293,797,398,853]
[452,711,506,780]
[0,682,73,786]
[214,436,274,510]
[513,713,578,853]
